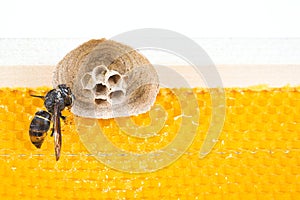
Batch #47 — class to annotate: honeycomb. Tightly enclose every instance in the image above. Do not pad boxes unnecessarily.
[0,86,299,199]
[80,65,126,106]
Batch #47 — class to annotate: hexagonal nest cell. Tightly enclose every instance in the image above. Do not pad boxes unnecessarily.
[94,83,108,96]
[108,74,121,86]
[53,39,159,119]
[94,98,109,106]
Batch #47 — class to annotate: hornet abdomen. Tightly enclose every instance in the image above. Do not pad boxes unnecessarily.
[29,110,51,148]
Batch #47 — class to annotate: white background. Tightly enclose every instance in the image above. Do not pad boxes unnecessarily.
[0,0,299,38]
[0,0,299,87]
[0,0,299,65]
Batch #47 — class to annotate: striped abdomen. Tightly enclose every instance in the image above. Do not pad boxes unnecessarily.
[29,110,51,148]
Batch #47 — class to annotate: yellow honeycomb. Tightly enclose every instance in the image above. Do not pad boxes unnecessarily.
[0,86,299,199]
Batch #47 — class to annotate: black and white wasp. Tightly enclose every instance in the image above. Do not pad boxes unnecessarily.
[29,84,74,161]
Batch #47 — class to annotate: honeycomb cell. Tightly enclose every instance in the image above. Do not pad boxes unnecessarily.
[0,86,299,199]
[92,65,107,82]
[108,90,125,104]
[93,83,108,96]
[109,74,121,85]
[94,98,108,106]
[81,73,93,90]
